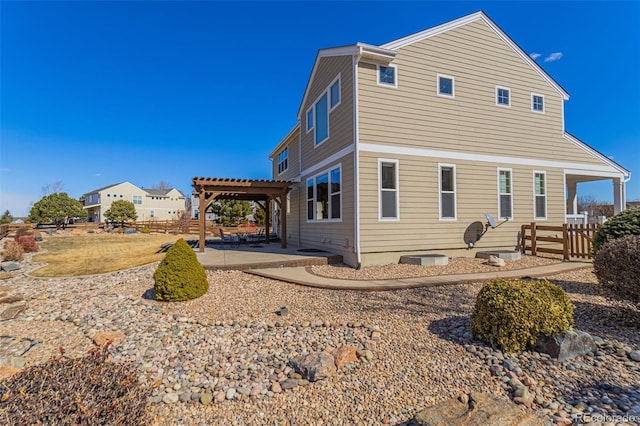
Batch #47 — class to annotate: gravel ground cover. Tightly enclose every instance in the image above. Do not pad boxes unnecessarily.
[1,255,639,426]
[310,255,562,280]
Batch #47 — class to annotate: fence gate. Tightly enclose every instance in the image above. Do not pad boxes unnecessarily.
[521,222,599,260]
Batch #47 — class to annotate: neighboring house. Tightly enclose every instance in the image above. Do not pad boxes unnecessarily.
[269,11,631,268]
[83,182,186,222]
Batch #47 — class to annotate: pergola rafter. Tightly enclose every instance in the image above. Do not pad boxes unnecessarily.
[192,177,294,252]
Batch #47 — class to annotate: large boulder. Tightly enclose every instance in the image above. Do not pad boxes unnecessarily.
[414,392,549,426]
[290,352,336,382]
[532,329,596,361]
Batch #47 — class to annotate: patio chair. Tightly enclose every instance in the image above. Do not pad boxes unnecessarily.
[219,229,240,249]
[248,228,265,247]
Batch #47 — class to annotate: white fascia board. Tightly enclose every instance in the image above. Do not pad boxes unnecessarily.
[358,142,622,174]
[269,123,300,158]
[296,45,358,119]
[381,11,569,101]
[563,132,631,178]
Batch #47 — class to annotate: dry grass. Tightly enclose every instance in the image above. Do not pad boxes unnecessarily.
[30,234,182,277]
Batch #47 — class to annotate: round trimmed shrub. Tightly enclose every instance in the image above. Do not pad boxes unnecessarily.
[594,235,640,307]
[153,239,208,301]
[471,279,575,353]
[592,206,640,254]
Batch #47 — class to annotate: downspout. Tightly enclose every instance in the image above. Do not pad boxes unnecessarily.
[353,48,362,268]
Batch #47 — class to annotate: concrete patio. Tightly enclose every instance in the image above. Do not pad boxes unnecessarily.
[194,240,342,271]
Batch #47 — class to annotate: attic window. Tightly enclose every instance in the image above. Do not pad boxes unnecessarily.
[437,74,454,98]
[532,93,544,113]
[378,65,397,88]
[496,86,510,107]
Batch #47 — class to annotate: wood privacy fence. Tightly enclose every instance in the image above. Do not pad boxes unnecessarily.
[0,224,8,239]
[521,223,600,260]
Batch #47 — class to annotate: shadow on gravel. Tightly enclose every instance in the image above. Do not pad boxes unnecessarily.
[550,276,618,298]
[572,300,640,345]
[427,315,475,345]
[346,286,475,319]
[553,381,640,419]
[142,288,156,300]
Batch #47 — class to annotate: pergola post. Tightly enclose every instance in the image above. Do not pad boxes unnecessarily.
[198,190,206,252]
[265,196,271,244]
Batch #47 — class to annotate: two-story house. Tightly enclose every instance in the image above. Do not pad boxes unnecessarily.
[83,182,186,222]
[270,11,631,268]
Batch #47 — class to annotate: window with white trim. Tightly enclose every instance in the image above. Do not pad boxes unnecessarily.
[277,147,288,174]
[437,74,454,98]
[534,171,547,219]
[330,79,340,109]
[439,164,456,220]
[379,160,399,220]
[307,74,340,145]
[532,94,544,113]
[377,65,397,88]
[496,86,510,107]
[306,165,341,221]
[133,195,142,205]
[498,169,513,220]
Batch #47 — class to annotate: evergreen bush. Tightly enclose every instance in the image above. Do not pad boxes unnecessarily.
[592,206,640,253]
[594,235,640,307]
[153,239,208,301]
[471,279,574,353]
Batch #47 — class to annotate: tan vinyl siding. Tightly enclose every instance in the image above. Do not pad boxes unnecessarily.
[358,19,603,166]
[294,153,356,264]
[300,56,354,169]
[271,127,300,180]
[358,152,565,259]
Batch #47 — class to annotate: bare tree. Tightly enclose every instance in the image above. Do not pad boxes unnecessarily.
[577,195,614,218]
[152,181,172,190]
[41,181,65,196]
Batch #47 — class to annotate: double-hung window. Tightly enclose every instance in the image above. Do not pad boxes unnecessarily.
[496,86,510,107]
[307,74,340,145]
[498,169,513,220]
[532,93,544,113]
[306,165,341,221]
[277,147,288,174]
[534,171,547,219]
[379,160,399,220]
[439,164,456,220]
[133,195,142,205]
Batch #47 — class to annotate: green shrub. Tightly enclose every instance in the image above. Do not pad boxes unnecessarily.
[471,279,575,353]
[592,207,640,253]
[140,227,150,234]
[594,235,640,307]
[2,240,24,261]
[153,238,208,301]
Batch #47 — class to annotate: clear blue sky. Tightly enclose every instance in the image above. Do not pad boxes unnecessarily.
[1,1,639,217]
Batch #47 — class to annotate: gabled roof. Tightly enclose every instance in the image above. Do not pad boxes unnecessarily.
[296,11,569,119]
[83,181,128,195]
[380,11,569,100]
[563,132,631,178]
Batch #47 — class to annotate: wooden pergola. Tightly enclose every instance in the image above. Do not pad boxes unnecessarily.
[192,177,295,252]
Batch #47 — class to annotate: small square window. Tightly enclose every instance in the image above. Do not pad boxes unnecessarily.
[496,86,510,107]
[532,94,544,112]
[378,65,396,87]
[438,75,454,97]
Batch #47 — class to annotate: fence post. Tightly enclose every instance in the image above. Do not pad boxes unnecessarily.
[520,224,526,254]
[531,222,537,257]
[562,223,569,261]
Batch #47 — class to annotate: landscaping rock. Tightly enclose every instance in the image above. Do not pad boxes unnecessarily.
[92,331,125,346]
[0,365,23,381]
[334,345,358,369]
[0,303,26,320]
[413,392,547,426]
[290,351,336,382]
[0,294,24,304]
[532,330,596,361]
[0,262,20,272]
[629,350,640,362]
[487,255,506,267]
